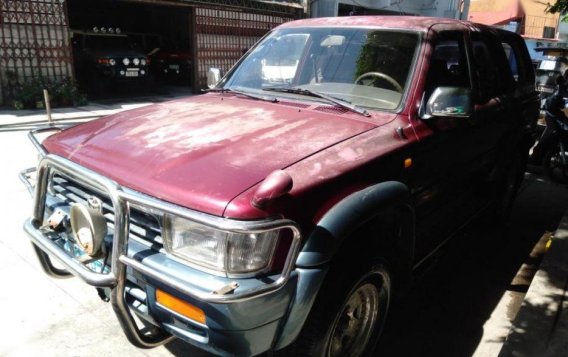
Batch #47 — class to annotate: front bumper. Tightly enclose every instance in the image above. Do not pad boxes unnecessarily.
[22,145,303,355]
[98,65,149,79]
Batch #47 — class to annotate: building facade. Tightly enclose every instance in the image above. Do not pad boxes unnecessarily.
[0,0,304,105]
[468,0,560,61]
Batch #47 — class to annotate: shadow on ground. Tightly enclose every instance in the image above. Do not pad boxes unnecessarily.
[375,173,568,357]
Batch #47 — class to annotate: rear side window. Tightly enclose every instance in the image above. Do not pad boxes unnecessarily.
[472,40,501,102]
[502,43,519,81]
[471,32,511,102]
[497,31,536,92]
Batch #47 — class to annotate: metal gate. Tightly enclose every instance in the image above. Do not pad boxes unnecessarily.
[0,0,73,105]
[195,6,299,89]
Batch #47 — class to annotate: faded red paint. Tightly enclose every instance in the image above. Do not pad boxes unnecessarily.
[44,93,384,216]
[277,16,461,31]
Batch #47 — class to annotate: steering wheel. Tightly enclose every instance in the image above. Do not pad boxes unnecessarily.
[355,72,403,93]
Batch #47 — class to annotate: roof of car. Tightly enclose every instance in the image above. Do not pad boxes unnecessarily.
[277,16,471,32]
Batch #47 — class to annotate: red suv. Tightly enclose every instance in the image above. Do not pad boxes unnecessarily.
[23,17,538,356]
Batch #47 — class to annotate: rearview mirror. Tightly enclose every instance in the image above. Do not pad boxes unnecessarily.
[422,87,472,120]
[207,67,223,89]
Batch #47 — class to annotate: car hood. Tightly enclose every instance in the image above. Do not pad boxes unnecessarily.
[44,94,381,216]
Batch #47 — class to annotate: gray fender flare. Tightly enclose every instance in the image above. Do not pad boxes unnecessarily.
[274,181,415,350]
[296,180,414,267]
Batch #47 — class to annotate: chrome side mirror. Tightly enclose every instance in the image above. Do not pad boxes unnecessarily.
[207,68,222,89]
[422,87,472,119]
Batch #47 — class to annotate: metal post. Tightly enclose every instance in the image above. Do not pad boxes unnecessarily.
[43,89,53,125]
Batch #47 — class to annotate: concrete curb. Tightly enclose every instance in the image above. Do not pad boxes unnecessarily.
[499,211,568,357]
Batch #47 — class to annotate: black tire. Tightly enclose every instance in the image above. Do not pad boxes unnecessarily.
[286,261,391,357]
[543,144,568,184]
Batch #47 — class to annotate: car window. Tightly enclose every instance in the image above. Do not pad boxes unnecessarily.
[425,32,471,100]
[224,27,420,111]
[471,35,505,103]
[502,43,519,81]
[261,34,309,85]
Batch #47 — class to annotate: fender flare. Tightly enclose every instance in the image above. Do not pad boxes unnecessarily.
[296,181,414,267]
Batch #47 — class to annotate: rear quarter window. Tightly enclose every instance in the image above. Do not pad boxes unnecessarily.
[497,31,536,89]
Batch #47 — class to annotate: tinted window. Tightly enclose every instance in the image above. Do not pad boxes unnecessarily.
[472,37,504,102]
[425,32,471,101]
[502,43,519,81]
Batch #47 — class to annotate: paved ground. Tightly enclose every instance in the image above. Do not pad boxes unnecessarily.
[1,101,567,356]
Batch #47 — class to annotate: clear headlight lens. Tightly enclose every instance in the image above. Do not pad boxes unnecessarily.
[133,58,140,66]
[141,58,147,66]
[164,215,280,275]
[123,58,130,66]
[109,58,116,66]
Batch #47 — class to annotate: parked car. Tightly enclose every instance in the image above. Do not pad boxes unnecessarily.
[128,32,192,84]
[71,28,151,95]
[22,16,538,356]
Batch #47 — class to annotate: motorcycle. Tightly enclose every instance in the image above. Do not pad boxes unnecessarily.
[539,110,568,183]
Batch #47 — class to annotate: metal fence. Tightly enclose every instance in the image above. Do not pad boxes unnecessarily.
[195,7,298,89]
[0,0,73,105]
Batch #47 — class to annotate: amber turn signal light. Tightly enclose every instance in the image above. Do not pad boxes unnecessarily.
[156,289,206,324]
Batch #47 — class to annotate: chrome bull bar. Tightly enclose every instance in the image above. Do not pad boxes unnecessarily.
[23,150,302,347]
[26,154,171,347]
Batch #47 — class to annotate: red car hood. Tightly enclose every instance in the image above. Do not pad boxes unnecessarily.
[44,94,380,216]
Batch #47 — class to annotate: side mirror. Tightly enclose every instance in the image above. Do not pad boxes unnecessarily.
[207,67,223,89]
[421,87,472,120]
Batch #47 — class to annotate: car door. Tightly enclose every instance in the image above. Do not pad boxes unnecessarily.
[405,27,512,263]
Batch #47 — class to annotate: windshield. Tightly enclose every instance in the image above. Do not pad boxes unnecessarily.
[223,27,420,111]
[85,35,132,50]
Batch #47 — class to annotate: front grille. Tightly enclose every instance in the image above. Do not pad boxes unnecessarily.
[50,174,164,249]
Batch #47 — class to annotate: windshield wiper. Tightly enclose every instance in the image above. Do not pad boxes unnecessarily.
[263,87,370,117]
[205,87,278,103]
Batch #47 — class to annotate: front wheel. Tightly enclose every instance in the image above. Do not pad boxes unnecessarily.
[543,143,568,184]
[287,262,391,357]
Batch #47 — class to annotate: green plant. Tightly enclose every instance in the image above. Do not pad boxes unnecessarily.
[11,76,87,109]
[50,78,88,107]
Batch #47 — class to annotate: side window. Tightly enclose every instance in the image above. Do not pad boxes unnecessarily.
[502,43,520,81]
[471,33,511,102]
[425,32,471,99]
[500,37,534,89]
